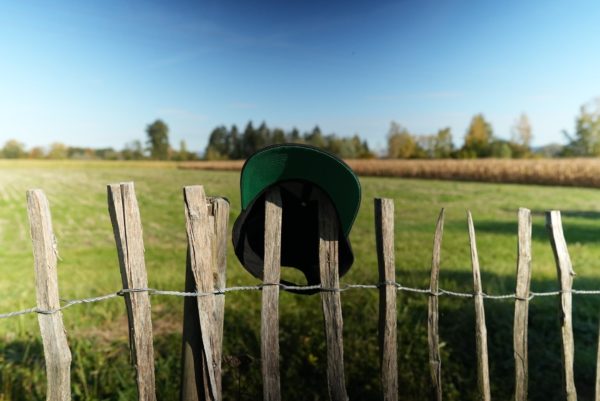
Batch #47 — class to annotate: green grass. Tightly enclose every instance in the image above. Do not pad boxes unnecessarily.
[1,160,600,399]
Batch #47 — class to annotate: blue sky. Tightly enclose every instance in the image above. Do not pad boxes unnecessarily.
[1,0,599,153]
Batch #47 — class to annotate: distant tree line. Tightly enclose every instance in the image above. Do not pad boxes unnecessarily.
[204,121,374,160]
[386,98,600,159]
[0,119,198,161]
[2,99,599,160]
[387,113,533,159]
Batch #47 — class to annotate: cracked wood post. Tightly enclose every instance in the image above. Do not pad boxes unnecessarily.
[182,186,219,401]
[262,188,282,401]
[429,209,445,401]
[107,182,156,401]
[514,208,532,401]
[27,189,72,401]
[374,198,398,401]
[319,195,348,401]
[181,196,229,401]
[546,211,577,401]
[210,197,229,398]
[467,211,491,401]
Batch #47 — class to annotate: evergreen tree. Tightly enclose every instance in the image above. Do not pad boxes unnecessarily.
[289,128,302,143]
[272,128,286,144]
[229,125,240,159]
[305,125,326,148]
[205,126,229,159]
[257,121,270,147]
[241,121,257,157]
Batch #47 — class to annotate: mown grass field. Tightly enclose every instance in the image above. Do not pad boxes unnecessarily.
[2,160,600,400]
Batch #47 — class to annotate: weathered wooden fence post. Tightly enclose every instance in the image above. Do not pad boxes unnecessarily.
[374,198,398,401]
[514,208,532,401]
[107,182,156,401]
[429,209,445,401]
[319,196,348,401]
[181,195,229,401]
[210,197,229,396]
[181,186,220,401]
[262,188,283,401]
[27,189,72,401]
[546,211,577,401]
[467,211,491,401]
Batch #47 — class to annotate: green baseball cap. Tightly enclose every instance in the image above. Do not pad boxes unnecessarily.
[239,144,361,237]
[232,144,361,292]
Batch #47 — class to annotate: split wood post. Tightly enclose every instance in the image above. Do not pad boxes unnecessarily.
[374,198,398,401]
[181,196,229,401]
[262,188,283,401]
[210,197,229,396]
[319,196,348,401]
[546,211,577,401]
[514,208,532,401]
[27,189,72,401]
[181,249,203,401]
[107,182,156,401]
[467,211,491,401]
[429,209,445,401]
[182,186,219,401]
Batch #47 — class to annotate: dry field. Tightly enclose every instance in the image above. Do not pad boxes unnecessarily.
[179,158,600,187]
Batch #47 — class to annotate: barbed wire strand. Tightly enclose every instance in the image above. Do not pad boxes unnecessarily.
[2,282,600,320]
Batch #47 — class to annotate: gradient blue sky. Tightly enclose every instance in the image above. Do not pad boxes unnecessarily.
[1,0,599,153]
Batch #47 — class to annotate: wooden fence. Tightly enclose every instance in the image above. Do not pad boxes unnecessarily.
[20,181,593,400]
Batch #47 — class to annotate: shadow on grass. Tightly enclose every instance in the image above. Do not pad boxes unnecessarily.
[472,217,600,245]
[393,269,600,401]
[0,271,598,401]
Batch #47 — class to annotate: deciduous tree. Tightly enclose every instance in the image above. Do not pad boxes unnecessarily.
[387,121,418,158]
[1,139,26,158]
[146,119,170,160]
[563,98,600,156]
[511,113,533,148]
[462,114,493,157]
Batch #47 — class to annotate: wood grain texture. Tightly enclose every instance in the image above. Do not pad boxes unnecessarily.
[467,211,491,401]
[181,249,204,401]
[428,209,445,401]
[319,196,349,401]
[546,211,577,401]
[514,208,532,401]
[374,198,398,401]
[27,189,72,401]
[107,182,156,401]
[210,197,229,398]
[183,186,219,401]
[181,197,229,401]
[261,188,282,401]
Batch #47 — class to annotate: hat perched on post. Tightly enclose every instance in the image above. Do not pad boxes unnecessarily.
[232,144,361,292]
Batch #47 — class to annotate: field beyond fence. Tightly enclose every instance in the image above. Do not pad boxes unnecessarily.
[4,163,600,400]
[180,158,600,188]
[8,179,600,401]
